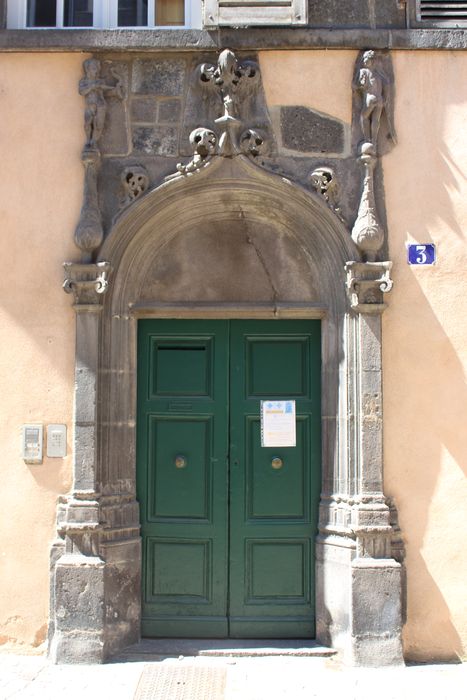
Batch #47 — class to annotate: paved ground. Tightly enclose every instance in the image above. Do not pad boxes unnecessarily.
[0,642,465,700]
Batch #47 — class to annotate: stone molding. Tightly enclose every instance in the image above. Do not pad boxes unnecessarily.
[2,29,467,52]
[345,260,393,313]
[63,261,111,307]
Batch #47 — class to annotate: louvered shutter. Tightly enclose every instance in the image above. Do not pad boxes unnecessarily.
[203,0,307,26]
[416,0,467,24]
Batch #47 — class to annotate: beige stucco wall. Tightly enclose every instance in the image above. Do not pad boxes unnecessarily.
[261,49,467,662]
[0,54,85,650]
[384,51,467,662]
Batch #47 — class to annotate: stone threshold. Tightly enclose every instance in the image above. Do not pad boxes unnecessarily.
[115,638,336,661]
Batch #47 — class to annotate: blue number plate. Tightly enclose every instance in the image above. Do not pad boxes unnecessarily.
[407,244,436,266]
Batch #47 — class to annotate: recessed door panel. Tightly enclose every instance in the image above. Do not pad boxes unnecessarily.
[137,319,320,639]
[148,416,212,521]
[246,416,309,520]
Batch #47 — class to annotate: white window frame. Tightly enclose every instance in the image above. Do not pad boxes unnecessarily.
[7,0,201,29]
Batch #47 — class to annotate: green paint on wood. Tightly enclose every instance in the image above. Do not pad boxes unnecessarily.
[137,319,321,639]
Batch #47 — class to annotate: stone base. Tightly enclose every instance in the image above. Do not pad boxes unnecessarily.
[316,537,404,666]
[49,554,105,664]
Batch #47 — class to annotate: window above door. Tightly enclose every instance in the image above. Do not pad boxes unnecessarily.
[7,0,202,29]
[6,0,308,28]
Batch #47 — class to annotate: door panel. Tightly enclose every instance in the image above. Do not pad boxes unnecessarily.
[137,319,320,638]
[138,320,229,637]
[229,320,320,638]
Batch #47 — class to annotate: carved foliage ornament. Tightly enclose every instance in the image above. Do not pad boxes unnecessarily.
[310,167,345,224]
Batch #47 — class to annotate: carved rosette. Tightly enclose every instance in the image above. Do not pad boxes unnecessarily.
[345,260,393,313]
[63,261,111,306]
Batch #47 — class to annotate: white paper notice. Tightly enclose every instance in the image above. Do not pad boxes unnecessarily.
[261,400,296,447]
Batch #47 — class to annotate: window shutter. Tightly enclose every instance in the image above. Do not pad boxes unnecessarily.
[203,0,307,26]
[416,0,467,24]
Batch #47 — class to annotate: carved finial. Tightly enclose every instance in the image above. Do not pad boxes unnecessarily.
[310,167,345,224]
[74,148,103,260]
[351,146,384,260]
[120,165,149,208]
[199,49,259,157]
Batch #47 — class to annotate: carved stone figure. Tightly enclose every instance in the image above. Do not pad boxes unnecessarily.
[79,58,124,149]
[353,50,396,155]
[120,166,149,207]
[310,167,345,223]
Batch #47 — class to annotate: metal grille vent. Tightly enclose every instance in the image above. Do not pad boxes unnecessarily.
[419,0,467,21]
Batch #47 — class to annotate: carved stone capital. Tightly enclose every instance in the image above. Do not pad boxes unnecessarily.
[63,261,111,307]
[345,261,393,313]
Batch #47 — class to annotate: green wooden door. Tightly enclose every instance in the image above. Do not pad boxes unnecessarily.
[137,319,320,638]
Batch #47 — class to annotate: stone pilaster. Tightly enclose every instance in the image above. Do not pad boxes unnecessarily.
[49,262,111,664]
[316,260,403,666]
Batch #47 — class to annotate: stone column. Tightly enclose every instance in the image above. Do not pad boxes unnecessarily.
[49,262,111,664]
[316,261,403,666]
[347,263,403,665]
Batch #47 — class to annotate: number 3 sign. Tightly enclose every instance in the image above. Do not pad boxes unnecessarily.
[407,244,436,266]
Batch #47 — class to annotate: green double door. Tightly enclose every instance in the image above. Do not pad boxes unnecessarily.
[137,319,321,638]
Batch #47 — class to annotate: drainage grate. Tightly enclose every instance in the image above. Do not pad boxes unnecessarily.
[134,665,226,700]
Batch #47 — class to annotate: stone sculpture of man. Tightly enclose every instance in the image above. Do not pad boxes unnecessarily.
[79,58,123,148]
[354,50,391,152]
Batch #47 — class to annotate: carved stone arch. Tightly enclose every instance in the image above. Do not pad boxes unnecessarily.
[51,154,403,667]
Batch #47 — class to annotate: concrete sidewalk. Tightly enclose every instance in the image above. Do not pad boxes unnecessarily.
[0,643,465,700]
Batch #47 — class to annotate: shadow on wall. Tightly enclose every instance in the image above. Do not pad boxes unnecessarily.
[384,278,467,661]
[383,51,467,663]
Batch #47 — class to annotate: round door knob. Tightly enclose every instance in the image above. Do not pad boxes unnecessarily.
[175,455,188,469]
[271,456,283,470]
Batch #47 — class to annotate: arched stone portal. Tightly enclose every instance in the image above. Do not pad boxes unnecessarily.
[50,153,403,667]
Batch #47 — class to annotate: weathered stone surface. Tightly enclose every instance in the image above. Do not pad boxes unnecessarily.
[280,107,345,154]
[95,61,129,156]
[132,126,179,156]
[350,559,404,666]
[308,0,371,27]
[374,0,407,29]
[131,98,158,123]
[8,29,467,53]
[158,98,182,123]
[132,58,186,95]
[54,556,105,632]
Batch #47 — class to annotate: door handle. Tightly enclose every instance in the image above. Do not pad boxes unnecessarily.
[174,455,188,469]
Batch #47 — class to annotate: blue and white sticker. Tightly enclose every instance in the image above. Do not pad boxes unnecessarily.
[407,244,436,266]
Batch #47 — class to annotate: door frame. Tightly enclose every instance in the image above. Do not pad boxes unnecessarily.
[51,156,403,666]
